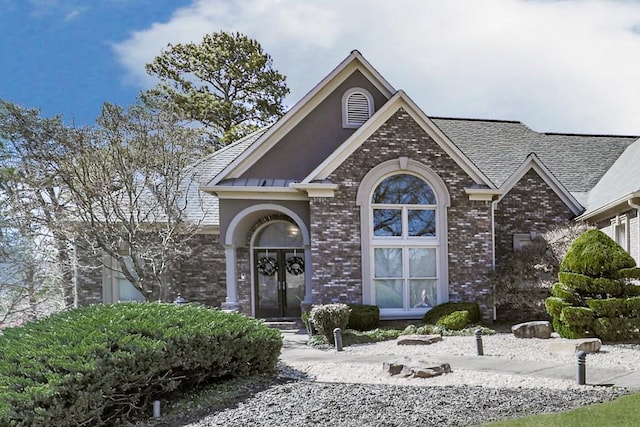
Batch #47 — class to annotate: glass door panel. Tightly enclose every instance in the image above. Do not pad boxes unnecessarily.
[254,249,304,318]
[255,251,281,318]
[284,251,305,317]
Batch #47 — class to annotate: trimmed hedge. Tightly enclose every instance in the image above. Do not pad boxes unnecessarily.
[560,229,636,277]
[347,304,380,331]
[0,303,282,426]
[309,303,350,343]
[436,310,470,330]
[423,302,481,325]
[547,229,640,341]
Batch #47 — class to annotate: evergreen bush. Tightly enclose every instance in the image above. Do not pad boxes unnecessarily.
[346,304,380,331]
[309,303,350,343]
[0,303,282,426]
[423,302,481,325]
[545,229,640,341]
[436,310,470,330]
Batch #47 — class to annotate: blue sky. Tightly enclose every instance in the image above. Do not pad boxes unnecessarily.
[2,0,640,135]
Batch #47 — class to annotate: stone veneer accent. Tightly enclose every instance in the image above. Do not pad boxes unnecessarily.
[494,169,576,266]
[309,109,495,319]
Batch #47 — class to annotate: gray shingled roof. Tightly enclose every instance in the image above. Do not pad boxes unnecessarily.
[183,128,269,224]
[583,138,640,215]
[431,118,637,205]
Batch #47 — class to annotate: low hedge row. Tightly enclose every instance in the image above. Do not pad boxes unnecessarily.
[0,303,282,426]
[423,302,481,325]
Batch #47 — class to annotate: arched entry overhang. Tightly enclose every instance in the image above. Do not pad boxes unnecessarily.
[222,203,311,318]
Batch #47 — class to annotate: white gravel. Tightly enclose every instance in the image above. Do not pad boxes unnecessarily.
[283,333,640,390]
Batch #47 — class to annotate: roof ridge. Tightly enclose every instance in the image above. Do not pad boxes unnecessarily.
[431,116,522,124]
[543,131,639,138]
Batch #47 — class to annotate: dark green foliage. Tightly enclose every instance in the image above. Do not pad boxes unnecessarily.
[545,297,571,318]
[619,267,640,280]
[309,303,350,344]
[436,310,470,330]
[346,304,380,331]
[0,303,282,426]
[551,282,580,304]
[588,297,640,318]
[547,229,640,341]
[423,302,481,325]
[560,306,594,326]
[593,317,640,342]
[560,229,635,277]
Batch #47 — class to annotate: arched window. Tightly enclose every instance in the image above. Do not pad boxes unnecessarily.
[342,88,374,128]
[356,159,450,318]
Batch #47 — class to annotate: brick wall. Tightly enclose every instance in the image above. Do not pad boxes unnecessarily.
[75,233,227,308]
[494,169,576,266]
[309,109,495,318]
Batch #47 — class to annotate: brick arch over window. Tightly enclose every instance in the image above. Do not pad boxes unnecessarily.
[356,157,450,318]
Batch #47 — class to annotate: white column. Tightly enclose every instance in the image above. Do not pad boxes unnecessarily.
[221,245,240,311]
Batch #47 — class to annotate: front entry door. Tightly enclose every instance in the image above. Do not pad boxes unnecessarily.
[254,250,305,318]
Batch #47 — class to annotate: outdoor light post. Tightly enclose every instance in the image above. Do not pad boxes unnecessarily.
[577,350,587,385]
[333,328,343,352]
[475,329,484,356]
[173,294,186,305]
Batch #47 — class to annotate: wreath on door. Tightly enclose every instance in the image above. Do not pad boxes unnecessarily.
[257,257,278,276]
[286,256,305,275]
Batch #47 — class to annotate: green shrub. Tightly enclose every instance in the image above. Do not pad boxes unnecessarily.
[551,282,580,303]
[0,303,282,426]
[545,297,571,318]
[309,303,350,343]
[423,302,481,325]
[560,306,594,327]
[547,229,640,341]
[560,229,636,277]
[436,310,470,330]
[346,304,380,331]
[594,317,640,342]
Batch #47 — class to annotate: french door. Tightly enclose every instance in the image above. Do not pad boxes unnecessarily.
[254,249,305,318]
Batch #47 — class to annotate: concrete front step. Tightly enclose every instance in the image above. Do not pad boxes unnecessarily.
[263,320,303,331]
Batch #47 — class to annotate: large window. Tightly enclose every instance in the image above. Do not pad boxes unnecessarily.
[371,174,439,312]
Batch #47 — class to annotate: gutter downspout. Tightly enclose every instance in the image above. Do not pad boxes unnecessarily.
[491,199,498,322]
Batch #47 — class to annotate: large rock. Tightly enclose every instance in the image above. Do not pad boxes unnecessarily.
[397,334,443,345]
[511,321,553,339]
[383,357,451,378]
[549,338,602,354]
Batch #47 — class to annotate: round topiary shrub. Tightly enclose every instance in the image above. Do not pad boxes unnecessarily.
[0,303,282,426]
[309,303,350,343]
[347,304,380,331]
[546,229,640,341]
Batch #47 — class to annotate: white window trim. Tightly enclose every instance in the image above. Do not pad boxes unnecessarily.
[356,158,450,319]
[102,253,145,303]
[342,87,374,128]
[611,214,629,252]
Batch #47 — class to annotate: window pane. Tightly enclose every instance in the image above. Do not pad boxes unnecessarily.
[374,248,402,277]
[372,174,436,205]
[375,279,403,308]
[408,210,436,236]
[373,209,402,236]
[255,222,303,247]
[409,248,436,277]
[118,279,145,302]
[410,279,438,308]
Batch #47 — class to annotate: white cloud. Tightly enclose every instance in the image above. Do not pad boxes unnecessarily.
[112,0,640,134]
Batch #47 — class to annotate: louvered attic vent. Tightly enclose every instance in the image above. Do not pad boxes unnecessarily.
[342,88,373,128]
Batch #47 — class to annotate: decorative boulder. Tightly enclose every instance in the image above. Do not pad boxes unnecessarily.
[511,321,553,339]
[383,357,451,378]
[396,334,443,345]
[549,338,602,354]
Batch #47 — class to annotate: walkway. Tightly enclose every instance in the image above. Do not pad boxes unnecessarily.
[279,330,640,390]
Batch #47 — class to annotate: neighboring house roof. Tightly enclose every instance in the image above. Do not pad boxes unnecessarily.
[431,117,638,206]
[578,137,640,219]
